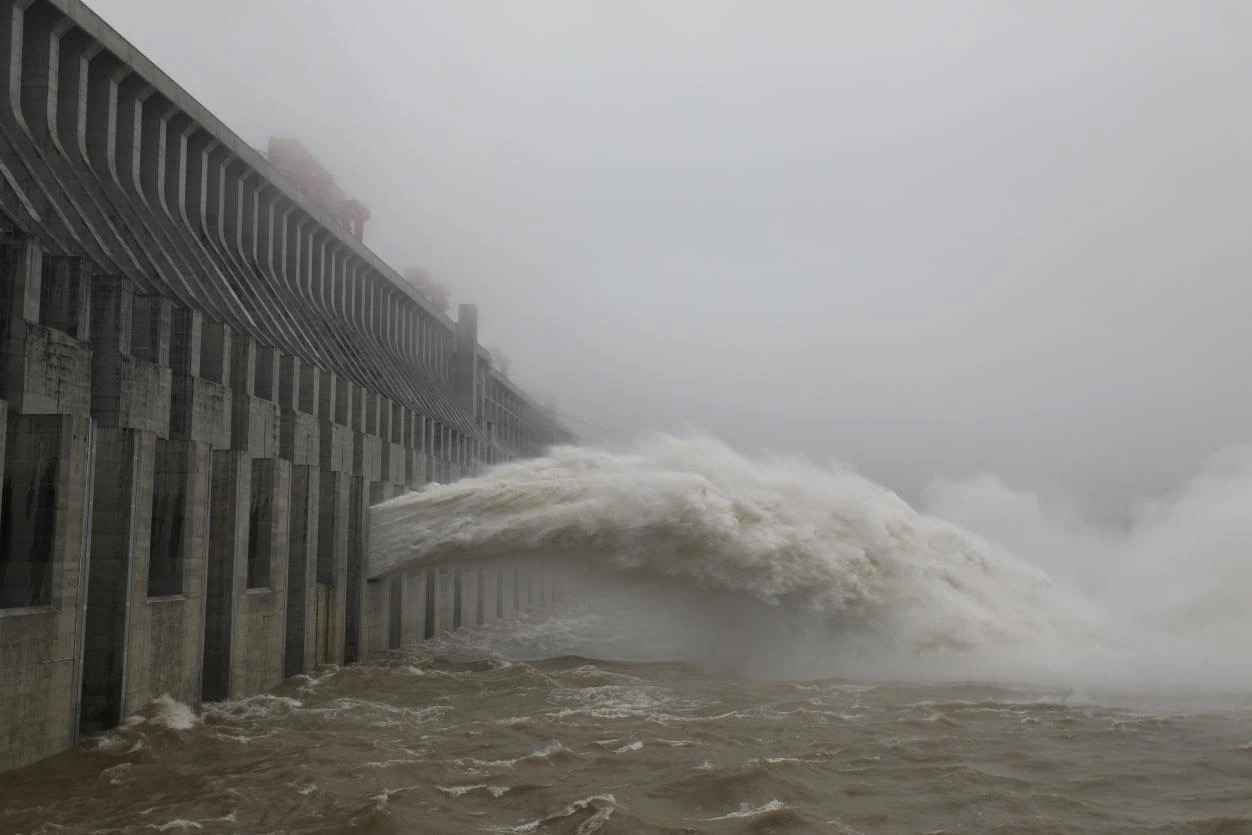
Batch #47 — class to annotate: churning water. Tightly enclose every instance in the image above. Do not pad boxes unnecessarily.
[4,436,1252,833]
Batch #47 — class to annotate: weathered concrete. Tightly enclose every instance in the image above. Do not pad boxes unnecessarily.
[343,475,367,664]
[233,457,291,697]
[202,450,248,703]
[285,463,319,678]
[402,569,426,645]
[130,439,210,712]
[0,411,93,772]
[80,427,153,734]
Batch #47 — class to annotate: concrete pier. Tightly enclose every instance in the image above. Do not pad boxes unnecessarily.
[0,0,568,774]
[360,542,564,655]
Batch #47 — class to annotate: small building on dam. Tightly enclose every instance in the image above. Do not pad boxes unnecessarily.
[0,0,569,773]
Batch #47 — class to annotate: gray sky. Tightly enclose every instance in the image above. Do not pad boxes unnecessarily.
[91,0,1252,517]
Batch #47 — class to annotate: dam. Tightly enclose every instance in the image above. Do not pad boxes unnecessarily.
[0,0,568,773]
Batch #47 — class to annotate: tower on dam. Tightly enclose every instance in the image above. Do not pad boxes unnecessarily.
[0,0,569,773]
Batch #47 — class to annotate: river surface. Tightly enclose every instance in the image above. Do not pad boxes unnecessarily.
[3,612,1252,835]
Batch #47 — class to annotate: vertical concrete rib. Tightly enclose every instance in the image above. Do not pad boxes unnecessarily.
[80,426,149,732]
[202,448,247,702]
[0,4,110,257]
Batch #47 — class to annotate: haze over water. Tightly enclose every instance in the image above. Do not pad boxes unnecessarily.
[5,436,1252,833]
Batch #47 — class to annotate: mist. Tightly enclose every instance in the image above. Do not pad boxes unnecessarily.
[88,0,1252,524]
[925,448,1252,658]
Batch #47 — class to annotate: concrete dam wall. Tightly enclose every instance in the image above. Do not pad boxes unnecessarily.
[0,0,568,773]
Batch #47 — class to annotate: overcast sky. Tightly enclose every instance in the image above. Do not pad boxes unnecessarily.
[91,0,1251,518]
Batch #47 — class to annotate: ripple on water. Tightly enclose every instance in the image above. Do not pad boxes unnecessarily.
[493,793,617,834]
[2,647,1251,834]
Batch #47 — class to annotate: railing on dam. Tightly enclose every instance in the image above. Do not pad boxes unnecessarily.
[0,0,569,774]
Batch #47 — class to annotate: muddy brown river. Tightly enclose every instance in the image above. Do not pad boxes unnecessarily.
[3,609,1251,835]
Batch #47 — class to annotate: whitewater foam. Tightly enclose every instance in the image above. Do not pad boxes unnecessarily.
[438,783,512,798]
[146,695,200,731]
[459,739,571,772]
[703,799,786,820]
[371,437,1098,669]
[499,794,617,834]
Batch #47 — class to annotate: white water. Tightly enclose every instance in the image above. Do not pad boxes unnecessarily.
[372,435,1252,689]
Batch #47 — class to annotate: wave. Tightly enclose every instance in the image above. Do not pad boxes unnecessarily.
[702,799,785,820]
